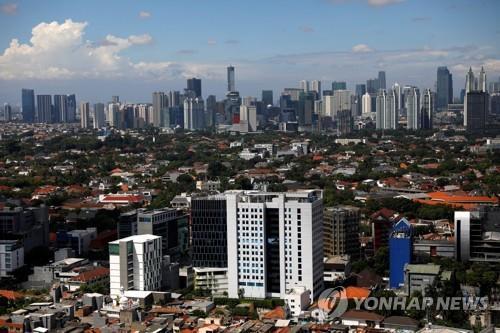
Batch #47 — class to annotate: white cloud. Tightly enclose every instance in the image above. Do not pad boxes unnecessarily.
[367,0,404,6]
[0,19,221,81]
[0,3,17,14]
[352,44,373,53]
[139,11,151,19]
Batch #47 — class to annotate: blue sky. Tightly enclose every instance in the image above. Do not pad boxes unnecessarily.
[0,0,499,103]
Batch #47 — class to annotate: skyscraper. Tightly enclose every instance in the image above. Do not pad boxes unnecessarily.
[66,94,77,123]
[436,66,453,110]
[392,82,402,114]
[152,92,168,127]
[261,90,273,106]
[3,104,12,122]
[187,78,202,98]
[300,80,310,92]
[478,66,487,93]
[332,90,352,119]
[80,102,90,128]
[332,81,347,91]
[226,190,324,300]
[406,87,420,130]
[420,89,434,129]
[53,95,67,123]
[93,103,105,129]
[323,206,361,260]
[311,80,321,98]
[464,67,488,131]
[239,105,257,132]
[355,84,366,96]
[36,95,52,123]
[183,97,205,130]
[22,89,35,123]
[108,103,120,128]
[376,89,397,130]
[227,65,235,92]
[378,71,386,90]
[362,92,372,114]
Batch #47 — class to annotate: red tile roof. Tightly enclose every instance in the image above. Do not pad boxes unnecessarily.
[70,267,109,283]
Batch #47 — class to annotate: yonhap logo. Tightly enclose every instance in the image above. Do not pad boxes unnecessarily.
[318,286,349,319]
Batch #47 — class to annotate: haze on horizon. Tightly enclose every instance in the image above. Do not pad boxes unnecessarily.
[0,0,499,104]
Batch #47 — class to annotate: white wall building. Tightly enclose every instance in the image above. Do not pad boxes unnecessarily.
[0,240,24,277]
[109,234,162,298]
[226,190,324,302]
[193,267,228,296]
[362,92,372,114]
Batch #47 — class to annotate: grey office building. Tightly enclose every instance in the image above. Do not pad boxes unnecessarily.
[36,95,52,123]
[22,89,35,123]
[187,78,202,98]
[324,206,360,260]
[436,66,453,110]
[465,91,488,131]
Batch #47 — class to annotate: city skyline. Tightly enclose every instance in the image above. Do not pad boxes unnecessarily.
[0,0,500,103]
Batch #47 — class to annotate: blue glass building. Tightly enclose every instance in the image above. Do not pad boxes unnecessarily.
[389,218,413,289]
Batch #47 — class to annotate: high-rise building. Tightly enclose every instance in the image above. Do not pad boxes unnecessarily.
[465,91,488,131]
[323,206,361,260]
[226,190,324,300]
[66,94,77,123]
[108,235,162,298]
[478,66,487,93]
[36,95,52,123]
[93,103,105,129]
[322,95,335,117]
[80,102,90,128]
[366,78,379,94]
[152,92,168,127]
[311,80,321,98]
[183,97,205,130]
[332,81,347,91]
[455,207,500,264]
[332,90,352,119]
[224,91,241,125]
[389,218,412,289]
[297,91,314,127]
[112,96,120,104]
[262,90,273,106]
[53,95,67,123]
[436,66,453,110]
[187,78,202,98]
[362,92,372,114]
[191,195,228,268]
[227,65,235,92]
[300,80,310,92]
[378,71,386,90]
[3,103,12,122]
[337,109,352,135]
[376,89,397,130]
[420,89,434,129]
[108,103,120,128]
[22,89,35,123]
[406,87,420,130]
[239,105,257,132]
[355,84,366,96]
[392,83,402,114]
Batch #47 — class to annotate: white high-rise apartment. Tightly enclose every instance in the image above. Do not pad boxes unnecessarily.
[362,92,372,114]
[300,80,310,92]
[311,80,321,97]
[109,234,162,298]
[80,102,90,129]
[240,105,257,132]
[108,103,120,128]
[406,87,420,130]
[183,97,205,130]
[322,95,335,117]
[376,89,397,130]
[226,190,324,302]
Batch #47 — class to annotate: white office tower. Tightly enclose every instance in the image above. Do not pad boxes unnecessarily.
[80,102,90,129]
[332,90,352,119]
[152,92,168,127]
[362,92,372,114]
[376,89,397,130]
[240,105,257,132]
[183,97,205,130]
[322,95,334,117]
[135,104,149,128]
[93,103,105,129]
[226,190,324,302]
[406,87,420,130]
[311,80,321,97]
[393,82,402,113]
[300,80,310,92]
[478,66,487,93]
[109,235,162,298]
[108,103,120,127]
